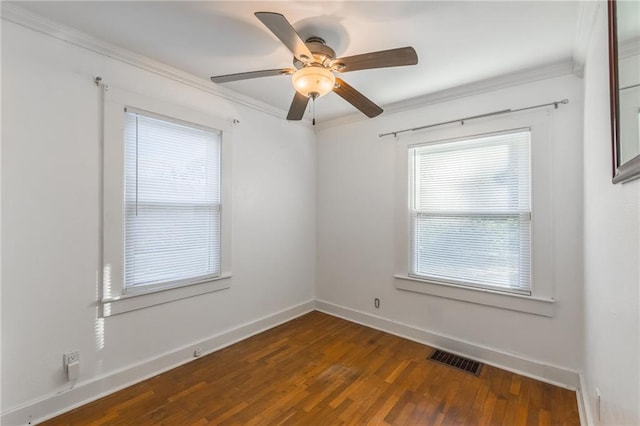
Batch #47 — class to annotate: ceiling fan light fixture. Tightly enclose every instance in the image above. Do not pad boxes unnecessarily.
[292,66,335,99]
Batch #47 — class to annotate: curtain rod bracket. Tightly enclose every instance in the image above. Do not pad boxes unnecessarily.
[95,76,108,91]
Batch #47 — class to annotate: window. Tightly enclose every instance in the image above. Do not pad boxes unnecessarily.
[408,129,531,295]
[124,109,221,293]
[102,86,232,316]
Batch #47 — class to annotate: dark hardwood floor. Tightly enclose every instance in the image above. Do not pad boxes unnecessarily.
[41,311,580,425]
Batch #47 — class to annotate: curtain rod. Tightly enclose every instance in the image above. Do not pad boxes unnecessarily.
[378,98,569,138]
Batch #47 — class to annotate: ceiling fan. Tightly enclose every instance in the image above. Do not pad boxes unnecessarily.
[210,12,419,122]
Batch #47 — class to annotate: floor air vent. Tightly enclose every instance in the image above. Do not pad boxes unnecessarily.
[428,349,482,376]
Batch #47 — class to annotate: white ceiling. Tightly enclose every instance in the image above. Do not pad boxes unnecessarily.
[14,1,580,123]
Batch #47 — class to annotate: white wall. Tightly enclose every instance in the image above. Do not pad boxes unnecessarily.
[316,74,584,374]
[582,5,640,425]
[1,20,316,419]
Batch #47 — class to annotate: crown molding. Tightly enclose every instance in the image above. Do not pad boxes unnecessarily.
[317,59,576,131]
[0,3,314,125]
[2,2,582,133]
[572,1,601,77]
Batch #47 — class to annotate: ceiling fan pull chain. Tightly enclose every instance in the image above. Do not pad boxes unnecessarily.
[312,97,316,126]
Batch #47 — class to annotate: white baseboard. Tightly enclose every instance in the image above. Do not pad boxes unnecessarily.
[1,300,315,426]
[315,299,581,391]
[578,372,594,426]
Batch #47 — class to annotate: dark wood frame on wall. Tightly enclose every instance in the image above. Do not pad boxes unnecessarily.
[609,0,640,183]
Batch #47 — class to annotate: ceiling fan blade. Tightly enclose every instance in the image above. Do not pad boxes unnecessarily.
[255,12,314,63]
[333,78,383,118]
[331,47,418,73]
[287,91,310,120]
[211,68,294,84]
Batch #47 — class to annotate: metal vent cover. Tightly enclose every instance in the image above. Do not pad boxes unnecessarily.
[428,349,482,376]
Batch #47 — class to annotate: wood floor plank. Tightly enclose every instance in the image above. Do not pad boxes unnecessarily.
[40,312,580,425]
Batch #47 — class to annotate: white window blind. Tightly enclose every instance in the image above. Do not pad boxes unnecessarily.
[124,109,221,292]
[409,129,531,294]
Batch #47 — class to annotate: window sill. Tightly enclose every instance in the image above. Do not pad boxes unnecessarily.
[393,274,554,317]
[102,273,231,316]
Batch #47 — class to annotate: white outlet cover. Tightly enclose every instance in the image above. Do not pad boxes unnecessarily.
[64,352,79,365]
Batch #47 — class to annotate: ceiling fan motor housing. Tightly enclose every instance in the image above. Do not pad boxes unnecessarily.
[293,37,336,69]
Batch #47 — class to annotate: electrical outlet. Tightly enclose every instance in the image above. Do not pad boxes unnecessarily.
[193,347,202,357]
[595,387,601,421]
[63,351,79,366]
[374,298,380,309]
[63,351,80,381]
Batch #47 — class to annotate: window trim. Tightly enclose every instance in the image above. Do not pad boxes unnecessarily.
[393,274,554,317]
[102,86,232,316]
[393,109,555,317]
[102,273,231,317]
